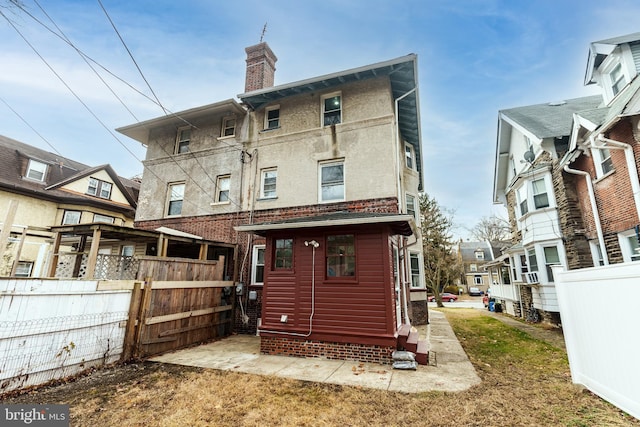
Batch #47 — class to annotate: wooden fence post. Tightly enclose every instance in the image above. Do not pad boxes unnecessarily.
[122,281,143,361]
[133,277,153,358]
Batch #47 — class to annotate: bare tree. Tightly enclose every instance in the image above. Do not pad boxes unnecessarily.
[467,215,511,243]
[420,193,460,307]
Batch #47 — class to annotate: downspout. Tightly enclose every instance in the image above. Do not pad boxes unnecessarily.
[399,235,419,325]
[595,135,640,222]
[394,88,417,213]
[563,163,609,265]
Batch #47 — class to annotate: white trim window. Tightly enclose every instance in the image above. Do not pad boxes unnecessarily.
[543,245,561,282]
[409,252,422,288]
[589,240,605,266]
[474,275,483,285]
[252,245,265,285]
[322,92,341,126]
[26,159,47,181]
[87,178,112,199]
[260,168,277,199]
[515,175,553,218]
[475,250,484,260]
[175,127,191,154]
[15,261,33,277]
[216,175,230,202]
[470,263,477,272]
[265,106,280,130]
[319,160,345,202]
[62,210,81,225]
[592,147,614,178]
[516,185,529,216]
[618,229,640,262]
[166,182,185,216]
[406,193,417,221]
[531,178,549,209]
[404,143,415,170]
[221,117,236,137]
[609,63,628,97]
[94,213,115,224]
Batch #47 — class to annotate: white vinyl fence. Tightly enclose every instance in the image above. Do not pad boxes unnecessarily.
[554,263,640,420]
[0,279,131,394]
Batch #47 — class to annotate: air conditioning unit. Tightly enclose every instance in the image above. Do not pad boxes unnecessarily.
[524,272,539,284]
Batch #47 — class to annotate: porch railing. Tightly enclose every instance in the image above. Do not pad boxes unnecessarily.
[54,253,139,280]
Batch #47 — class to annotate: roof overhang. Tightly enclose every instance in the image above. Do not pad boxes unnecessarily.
[234,213,415,237]
[116,99,246,145]
[584,32,640,86]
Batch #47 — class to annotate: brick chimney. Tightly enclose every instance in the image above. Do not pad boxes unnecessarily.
[244,42,277,93]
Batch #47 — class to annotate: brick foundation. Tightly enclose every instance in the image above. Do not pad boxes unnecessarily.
[260,336,395,365]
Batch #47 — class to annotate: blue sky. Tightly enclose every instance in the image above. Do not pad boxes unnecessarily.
[2,0,640,239]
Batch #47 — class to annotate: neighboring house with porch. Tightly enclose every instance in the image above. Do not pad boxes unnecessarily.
[0,135,140,277]
[492,32,640,322]
[117,42,427,364]
[452,240,500,294]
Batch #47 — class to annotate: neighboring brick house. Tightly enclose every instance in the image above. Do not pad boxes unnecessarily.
[492,32,640,323]
[117,43,426,365]
[453,240,500,294]
[0,135,139,277]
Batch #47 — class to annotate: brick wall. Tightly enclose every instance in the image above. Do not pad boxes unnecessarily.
[260,336,395,365]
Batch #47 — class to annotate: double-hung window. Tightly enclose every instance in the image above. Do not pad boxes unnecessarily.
[610,63,627,96]
[601,148,614,175]
[543,246,561,282]
[517,185,529,216]
[322,93,341,126]
[274,238,293,269]
[175,128,191,154]
[409,253,421,288]
[326,234,355,278]
[265,106,280,130]
[405,143,415,170]
[26,159,47,181]
[618,229,640,262]
[216,175,230,202]
[260,168,277,199]
[319,160,344,202]
[406,194,417,221]
[221,117,236,137]
[252,245,265,284]
[87,178,112,199]
[532,178,549,209]
[167,182,185,216]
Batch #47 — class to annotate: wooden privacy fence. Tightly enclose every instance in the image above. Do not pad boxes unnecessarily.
[123,256,235,359]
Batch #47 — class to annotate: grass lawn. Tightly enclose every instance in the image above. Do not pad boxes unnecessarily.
[3,309,638,426]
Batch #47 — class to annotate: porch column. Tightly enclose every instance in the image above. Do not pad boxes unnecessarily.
[85,228,102,279]
[9,227,28,276]
[48,231,62,277]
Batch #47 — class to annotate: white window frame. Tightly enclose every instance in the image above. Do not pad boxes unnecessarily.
[618,229,640,262]
[251,245,266,285]
[265,105,280,130]
[318,160,345,203]
[475,251,484,260]
[531,177,549,209]
[26,159,47,182]
[175,127,191,154]
[87,177,112,199]
[166,182,185,216]
[474,275,483,285]
[404,143,415,170]
[515,174,554,219]
[592,147,614,178]
[15,261,33,277]
[405,193,417,222]
[93,213,115,224]
[121,245,135,257]
[470,263,477,272]
[589,240,605,266]
[542,245,561,283]
[221,117,236,138]
[409,252,422,288]
[216,175,231,203]
[62,210,81,225]
[321,92,341,126]
[609,62,628,97]
[260,168,277,199]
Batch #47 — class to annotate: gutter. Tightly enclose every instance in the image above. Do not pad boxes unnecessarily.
[394,87,417,213]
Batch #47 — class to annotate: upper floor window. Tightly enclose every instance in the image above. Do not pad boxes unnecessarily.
[406,194,417,221]
[517,185,529,216]
[322,93,341,126]
[592,147,614,178]
[221,117,236,137]
[475,251,484,260]
[532,178,549,209]
[15,261,33,278]
[527,248,538,273]
[62,210,81,225]
[409,252,421,288]
[319,160,344,202]
[274,238,293,269]
[470,263,477,272]
[26,159,47,182]
[610,63,627,96]
[260,168,277,199]
[93,213,115,224]
[474,275,483,285]
[166,182,185,216]
[265,106,280,130]
[405,143,415,170]
[175,128,190,154]
[87,178,112,199]
[216,175,230,202]
[326,234,355,278]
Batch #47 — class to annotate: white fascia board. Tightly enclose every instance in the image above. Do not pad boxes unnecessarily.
[499,114,543,147]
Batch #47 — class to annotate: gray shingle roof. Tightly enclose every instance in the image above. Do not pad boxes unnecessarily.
[500,95,603,139]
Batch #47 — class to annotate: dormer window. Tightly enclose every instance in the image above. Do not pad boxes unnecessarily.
[610,63,627,96]
[475,251,484,260]
[87,177,112,199]
[26,159,47,182]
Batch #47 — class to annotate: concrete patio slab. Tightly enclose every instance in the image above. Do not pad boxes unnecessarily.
[149,310,481,393]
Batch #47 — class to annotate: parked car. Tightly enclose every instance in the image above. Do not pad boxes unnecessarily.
[428,293,458,302]
[469,287,483,296]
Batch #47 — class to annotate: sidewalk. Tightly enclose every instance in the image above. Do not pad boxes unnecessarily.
[150,310,481,393]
